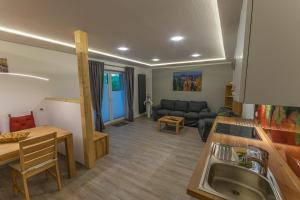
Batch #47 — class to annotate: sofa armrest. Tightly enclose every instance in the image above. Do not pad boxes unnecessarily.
[201,107,211,112]
[198,112,217,120]
[152,105,161,111]
[152,105,162,121]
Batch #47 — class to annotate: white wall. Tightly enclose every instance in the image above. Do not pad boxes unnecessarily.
[0,40,79,99]
[0,40,152,132]
[44,100,84,164]
[0,40,79,132]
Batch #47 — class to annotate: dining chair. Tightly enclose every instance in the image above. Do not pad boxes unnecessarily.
[9,132,61,200]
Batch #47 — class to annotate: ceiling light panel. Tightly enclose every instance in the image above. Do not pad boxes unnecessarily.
[117,46,129,51]
[191,53,201,57]
[170,35,184,42]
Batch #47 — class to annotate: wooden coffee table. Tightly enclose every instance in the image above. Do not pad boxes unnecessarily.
[157,116,185,134]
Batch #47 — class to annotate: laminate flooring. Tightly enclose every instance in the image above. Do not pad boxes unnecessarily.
[0,117,204,200]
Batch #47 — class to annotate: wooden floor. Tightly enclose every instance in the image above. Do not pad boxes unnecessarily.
[0,117,203,200]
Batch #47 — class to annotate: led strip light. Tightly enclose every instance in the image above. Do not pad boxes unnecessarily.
[0,0,226,67]
[0,72,49,81]
[151,57,226,67]
[0,25,226,67]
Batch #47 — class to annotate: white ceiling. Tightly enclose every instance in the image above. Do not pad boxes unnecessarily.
[0,0,242,67]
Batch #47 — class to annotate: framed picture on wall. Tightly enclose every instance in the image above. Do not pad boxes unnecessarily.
[0,58,8,73]
[173,71,202,91]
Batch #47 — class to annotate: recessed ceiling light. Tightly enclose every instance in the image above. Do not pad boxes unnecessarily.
[191,53,201,58]
[170,35,184,42]
[152,58,160,62]
[117,46,129,51]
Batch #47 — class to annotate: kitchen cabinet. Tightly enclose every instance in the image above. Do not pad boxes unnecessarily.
[233,0,300,107]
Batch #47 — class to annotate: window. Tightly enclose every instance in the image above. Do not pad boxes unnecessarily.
[111,73,123,91]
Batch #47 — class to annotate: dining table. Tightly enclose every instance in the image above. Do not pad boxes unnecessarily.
[0,125,76,178]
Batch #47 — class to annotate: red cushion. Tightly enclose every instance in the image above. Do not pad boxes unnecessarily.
[9,111,36,132]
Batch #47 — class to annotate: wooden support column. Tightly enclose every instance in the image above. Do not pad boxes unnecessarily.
[74,30,95,168]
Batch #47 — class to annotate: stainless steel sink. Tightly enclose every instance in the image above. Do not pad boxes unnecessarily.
[207,163,276,200]
[199,143,283,200]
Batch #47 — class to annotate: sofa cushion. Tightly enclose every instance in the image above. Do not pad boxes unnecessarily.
[184,112,199,119]
[170,111,185,117]
[157,109,171,115]
[189,101,207,112]
[161,99,175,110]
[174,101,188,112]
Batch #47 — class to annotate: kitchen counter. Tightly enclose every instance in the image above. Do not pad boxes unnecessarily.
[187,116,300,200]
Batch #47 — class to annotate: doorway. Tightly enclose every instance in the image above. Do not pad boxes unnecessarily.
[102,71,125,123]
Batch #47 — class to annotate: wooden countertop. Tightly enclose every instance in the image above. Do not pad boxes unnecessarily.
[187,116,300,200]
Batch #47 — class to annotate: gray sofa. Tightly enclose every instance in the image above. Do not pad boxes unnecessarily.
[198,107,237,142]
[152,99,211,127]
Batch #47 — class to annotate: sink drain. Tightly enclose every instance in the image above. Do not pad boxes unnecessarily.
[231,189,240,196]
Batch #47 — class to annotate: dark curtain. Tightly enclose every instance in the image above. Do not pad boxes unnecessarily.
[125,67,134,122]
[138,74,146,114]
[89,60,104,131]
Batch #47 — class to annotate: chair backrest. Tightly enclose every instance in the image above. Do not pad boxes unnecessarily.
[19,132,57,172]
[9,111,36,132]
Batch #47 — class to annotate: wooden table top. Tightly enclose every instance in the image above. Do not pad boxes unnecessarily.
[187,116,300,200]
[0,126,72,163]
[158,116,184,123]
